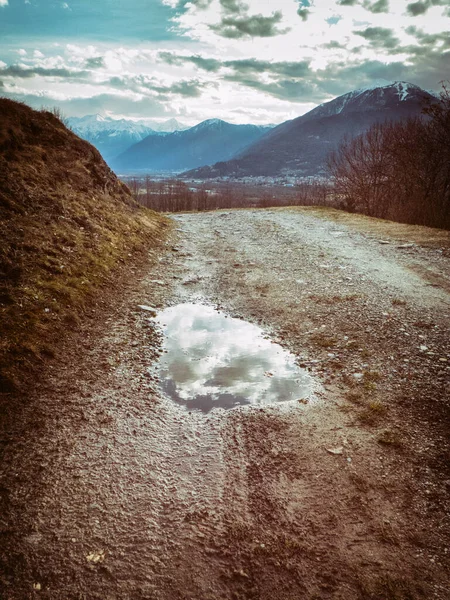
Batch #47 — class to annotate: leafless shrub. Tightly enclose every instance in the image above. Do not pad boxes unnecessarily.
[328,82,450,229]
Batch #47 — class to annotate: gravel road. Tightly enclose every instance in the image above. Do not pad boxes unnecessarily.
[1,208,449,600]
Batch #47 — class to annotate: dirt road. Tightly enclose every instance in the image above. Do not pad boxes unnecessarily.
[1,208,449,599]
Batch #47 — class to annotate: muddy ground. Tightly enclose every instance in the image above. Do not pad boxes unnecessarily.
[1,207,449,599]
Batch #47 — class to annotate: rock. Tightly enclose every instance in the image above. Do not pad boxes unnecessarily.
[138,305,157,316]
[87,550,105,564]
[326,447,344,455]
[353,373,363,380]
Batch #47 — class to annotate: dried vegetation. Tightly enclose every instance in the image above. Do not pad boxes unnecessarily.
[0,98,169,392]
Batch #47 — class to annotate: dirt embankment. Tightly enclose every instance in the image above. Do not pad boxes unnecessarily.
[0,98,170,393]
[0,207,449,599]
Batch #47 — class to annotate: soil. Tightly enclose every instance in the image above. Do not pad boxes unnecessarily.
[1,207,449,600]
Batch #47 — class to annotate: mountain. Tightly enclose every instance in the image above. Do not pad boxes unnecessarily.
[111,119,273,174]
[66,114,157,162]
[0,99,167,391]
[145,118,187,133]
[184,82,434,179]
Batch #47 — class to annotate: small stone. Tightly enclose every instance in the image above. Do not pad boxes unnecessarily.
[137,305,157,316]
[419,345,428,351]
[326,447,344,455]
[33,583,41,591]
[353,373,363,380]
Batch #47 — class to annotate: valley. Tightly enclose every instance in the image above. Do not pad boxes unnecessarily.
[1,208,449,599]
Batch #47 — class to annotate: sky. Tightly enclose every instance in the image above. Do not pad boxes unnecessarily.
[0,0,449,125]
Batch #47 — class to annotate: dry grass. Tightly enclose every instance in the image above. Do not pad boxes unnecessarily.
[285,206,450,248]
[359,399,388,425]
[310,331,338,348]
[0,98,171,391]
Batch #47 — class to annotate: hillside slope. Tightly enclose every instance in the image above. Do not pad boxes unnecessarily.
[185,82,433,179]
[0,99,169,392]
[111,119,272,173]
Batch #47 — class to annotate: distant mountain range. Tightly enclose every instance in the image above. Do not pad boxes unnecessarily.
[183,82,435,179]
[110,119,273,174]
[67,115,187,162]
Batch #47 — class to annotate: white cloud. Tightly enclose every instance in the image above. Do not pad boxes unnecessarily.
[0,0,9,6]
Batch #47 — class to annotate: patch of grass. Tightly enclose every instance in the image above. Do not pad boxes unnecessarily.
[308,293,361,304]
[359,400,387,425]
[392,297,407,306]
[310,331,338,348]
[345,390,365,405]
[377,429,403,448]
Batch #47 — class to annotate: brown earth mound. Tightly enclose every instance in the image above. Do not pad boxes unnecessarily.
[0,99,169,392]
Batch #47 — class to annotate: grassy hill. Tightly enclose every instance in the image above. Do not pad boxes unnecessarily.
[0,99,170,392]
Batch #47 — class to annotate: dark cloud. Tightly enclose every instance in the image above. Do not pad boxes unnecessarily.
[188,0,214,7]
[337,0,389,11]
[108,73,207,98]
[297,8,310,20]
[158,52,311,78]
[163,80,205,97]
[354,26,400,50]
[85,56,105,69]
[158,52,221,71]
[223,72,320,102]
[405,26,450,48]
[210,11,288,38]
[0,65,89,79]
[362,0,389,13]
[220,0,248,13]
[406,0,446,16]
[1,90,168,119]
[322,40,347,49]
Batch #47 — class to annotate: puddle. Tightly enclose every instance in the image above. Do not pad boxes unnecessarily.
[152,303,311,412]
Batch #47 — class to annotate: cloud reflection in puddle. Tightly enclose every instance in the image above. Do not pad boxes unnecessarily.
[153,303,311,412]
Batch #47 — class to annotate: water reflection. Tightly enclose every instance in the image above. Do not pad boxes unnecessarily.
[153,304,311,412]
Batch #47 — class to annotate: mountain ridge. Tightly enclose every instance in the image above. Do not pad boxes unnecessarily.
[111,119,272,174]
[183,81,435,179]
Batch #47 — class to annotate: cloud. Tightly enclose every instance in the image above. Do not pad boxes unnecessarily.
[0,0,8,6]
[220,0,247,13]
[337,0,389,10]
[355,26,401,50]
[158,51,221,71]
[210,11,288,38]
[1,90,169,119]
[158,52,311,78]
[108,73,209,98]
[0,64,89,79]
[362,0,389,13]
[406,0,446,16]
[297,8,310,20]
[85,56,105,69]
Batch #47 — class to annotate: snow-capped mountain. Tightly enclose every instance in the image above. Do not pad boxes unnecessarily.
[66,115,188,162]
[111,119,272,174]
[145,118,187,133]
[185,81,435,179]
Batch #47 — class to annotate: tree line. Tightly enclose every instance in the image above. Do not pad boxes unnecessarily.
[125,177,331,213]
[328,83,450,230]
